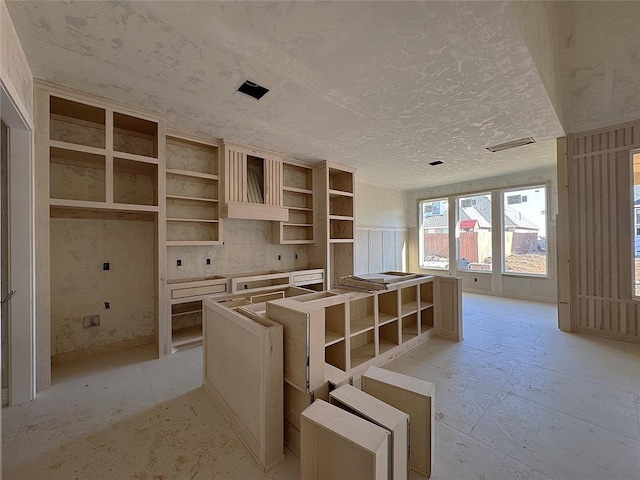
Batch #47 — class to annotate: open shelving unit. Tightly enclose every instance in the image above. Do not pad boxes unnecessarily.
[40,86,167,363]
[48,95,161,215]
[277,161,315,244]
[166,135,221,246]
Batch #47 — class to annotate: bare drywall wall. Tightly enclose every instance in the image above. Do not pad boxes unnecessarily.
[355,180,409,274]
[166,219,310,280]
[509,1,565,131]
[1,0,33,120]
[356,180,408,228]
[408,166,557,302]
[50,218,155,355]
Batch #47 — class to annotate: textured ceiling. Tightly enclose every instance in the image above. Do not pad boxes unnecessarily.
[3,1,581,190]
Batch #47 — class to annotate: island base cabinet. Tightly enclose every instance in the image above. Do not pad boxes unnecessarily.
[362,366,435,478]
[300,400,390,480]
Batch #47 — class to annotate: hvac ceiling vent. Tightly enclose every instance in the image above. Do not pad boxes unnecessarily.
[237,80,269,100]
[486,137,536,153]
[429,160,444,166]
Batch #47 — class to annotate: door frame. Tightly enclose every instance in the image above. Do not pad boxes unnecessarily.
[1,81,35,404]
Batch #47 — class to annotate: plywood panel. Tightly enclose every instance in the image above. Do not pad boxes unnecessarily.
[355,228,369,275]
[369,230,383,273]
[362,366,434,478]
[567,120,640,343]
[382,230,396,272]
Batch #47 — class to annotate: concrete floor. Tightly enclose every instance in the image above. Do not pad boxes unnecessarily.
[3,293,640,479]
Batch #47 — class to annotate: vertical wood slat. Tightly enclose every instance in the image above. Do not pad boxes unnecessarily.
[567,120,640,343]
[225,147,246,203]
[264,158,283,206]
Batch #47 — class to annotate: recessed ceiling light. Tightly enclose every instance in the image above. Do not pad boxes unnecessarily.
[486,137,536,153]
[429,160,444,166]
[237,80,269,100]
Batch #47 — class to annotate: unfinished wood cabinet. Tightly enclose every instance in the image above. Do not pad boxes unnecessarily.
[47,93,162,215]
[330,384,410,480]
[300,399,390,480]
[220,141,288,221]
[165,135,221,245]
[275,161,315,244]
[362,366,435,478]
[310,161,356,288]
[203,296,285,471]
[37,84,167,362]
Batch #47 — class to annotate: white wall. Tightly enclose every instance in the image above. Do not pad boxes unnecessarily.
[407,166,558,303]
[355,180,409,274]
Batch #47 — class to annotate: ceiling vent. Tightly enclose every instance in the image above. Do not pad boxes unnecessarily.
[237,80,269,100]
[486,137,535,153]
[429,160,444,166]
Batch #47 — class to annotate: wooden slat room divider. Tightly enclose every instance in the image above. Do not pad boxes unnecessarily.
[566,121,640,342]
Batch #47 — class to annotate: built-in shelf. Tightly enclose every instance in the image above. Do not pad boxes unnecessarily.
[165,135,221,246]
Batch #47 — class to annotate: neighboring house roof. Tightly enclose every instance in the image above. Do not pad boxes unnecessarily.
[423,214,448,228]
[504,205,538,230]
[460,206,491,229]
[460,219,477,229]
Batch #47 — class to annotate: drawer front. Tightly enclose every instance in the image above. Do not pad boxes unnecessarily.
[291,272,323,284]
[172,283,227,299]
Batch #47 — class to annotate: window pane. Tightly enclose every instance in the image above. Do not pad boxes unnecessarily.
[634,153,640,296]
[419,199,449,269]
[503,186,547,275]
[457,193,492,271]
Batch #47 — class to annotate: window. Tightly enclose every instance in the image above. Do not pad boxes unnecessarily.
[457,193,491,271]
[633,153,640,296]
[503,186,547,275]
[419,198,449,269]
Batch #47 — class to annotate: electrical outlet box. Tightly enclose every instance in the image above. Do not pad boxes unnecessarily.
[206,258,211,265]
[103,262,110,271]
[83,315,100,328]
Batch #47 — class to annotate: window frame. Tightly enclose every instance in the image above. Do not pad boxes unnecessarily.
[455,191,493,273]
[418,197,450,271]
[500,183,550,278]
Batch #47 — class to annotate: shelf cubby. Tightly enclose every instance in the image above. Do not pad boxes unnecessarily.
[49,96,106,149]
[283,163,313,191]
[49,147,106,202]
[166,220,219,243]
[329,193,354,217]
[350,295,375,336]
[402,313,419,342]
[113,157,158,206]
[325,303,346,346]
[283,190,313,210]
[420,307,434,333]
[166,172,218,200]
[325,340,347,371]
[281,225,314,243]
[379,321,399,348]
[166,197,218,221]
[167,136,218,175]
[330,218,354,240]
[328,167,354,194]
[113,112,158,158]
[400,285,418,317]
[420,281,434,309]
[350,330,375,368]
[378,290,398,326]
